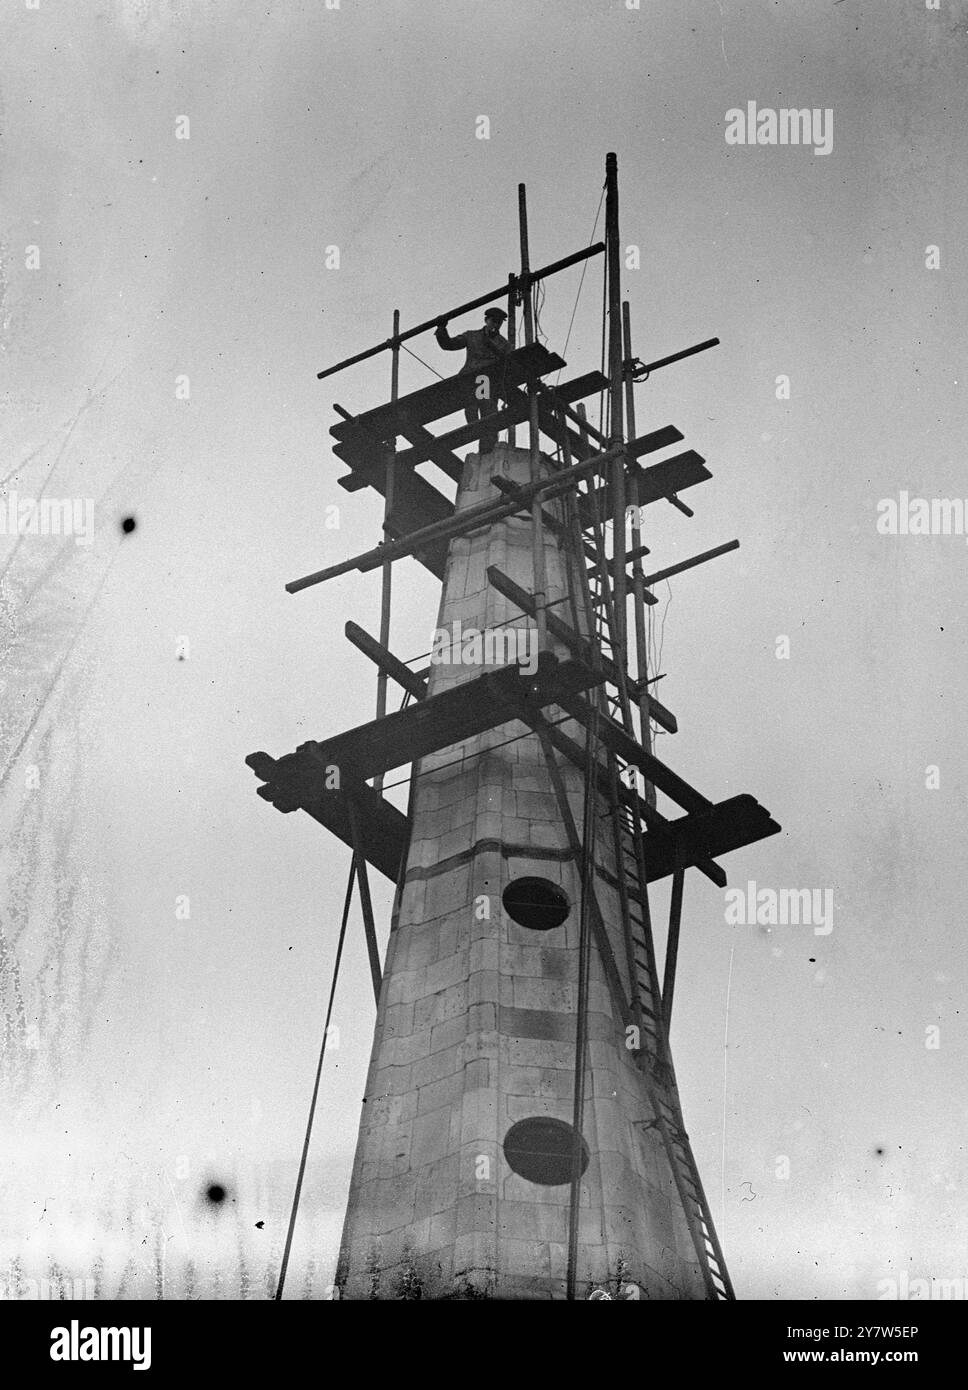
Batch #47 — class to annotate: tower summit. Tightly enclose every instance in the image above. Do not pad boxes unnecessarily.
[246,155,780,1299]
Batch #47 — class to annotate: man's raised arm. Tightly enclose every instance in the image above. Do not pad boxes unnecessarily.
[434,319,465,351]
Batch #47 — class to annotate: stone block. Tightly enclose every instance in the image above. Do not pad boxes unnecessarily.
[591,1096,630,1153]
[370,1061,413,1098]
[427,1206,458,1251]
[397,878,427,928]
[469,909,497,945]
[368,1172,417,1231]
[447,918,472,957]
[511,769,546,792]
[379,1026,434,1068]
[595,1147,631,1195]
[469,937,499,975]
[457,1193,496,1237]
[514,790,561,821]
[500,818,537,844]
[500,1005,574,1043]
[361,1090,417,1127]
[587,1038,621,1072]
[539,946,574,980]
[499,1237,550,1278]
[452,1232,496,1281]
[496,1201,568,1244]
[467,1002,497,1035]
[383,1002,414,1039]
[644,1185,677,1250]
[576,1207,606,1246]
[459,1088,499,1147]
[411,1104,455,1167]
[420,805,458,839]
[429,1013,468,1054]
[511,977,575,1012]
[468,969,500,1006]
[393,925,439,973]
[448,551,470,595]
[411,1042,463,1090]
[586,1007,620,1044]
[413,1153,460,1220]
[499,941,540,977]
[503,1064,571,1101]
[506,1036,575,1069]
[374,1122,413,1176]
[404,837,438,872]
[463,1027,499,1065]
[504,1092,567,1122]
[587,1063,622,1100]
[474,781,505,812]
[528,822,570,851]
[414,982,468,1031]
[474,812,504,840]
[424,865,471,921]
[472,850,503,893]
[416,1246,456,1294]
[502,1172,586,1206]
[438,825,475,860]
[586,979,615,1019]
[417,1070,466,1115]
[457,1142,497,1195]
[422,949,468,997]
[385,969,427,1007]
[463,1057,491,1091]
[602,1204,641,1251]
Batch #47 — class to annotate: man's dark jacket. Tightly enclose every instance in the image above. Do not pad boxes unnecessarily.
[435,324,510,376]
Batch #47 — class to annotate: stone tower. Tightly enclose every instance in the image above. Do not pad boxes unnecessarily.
[334,441,710,1301]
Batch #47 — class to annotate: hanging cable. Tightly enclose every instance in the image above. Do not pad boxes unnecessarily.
[533,280,549,348]
[565,408,612,1299]
[397,593,572,667]
[401,343,445,380]
[598,246,609,438]
[555,182,606,386]
[275,859,356,1300]
[376,711,574,795]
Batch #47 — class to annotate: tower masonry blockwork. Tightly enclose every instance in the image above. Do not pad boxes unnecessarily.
[335,444,708,1300]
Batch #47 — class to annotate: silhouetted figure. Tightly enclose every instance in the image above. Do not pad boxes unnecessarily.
[435,306,510,455]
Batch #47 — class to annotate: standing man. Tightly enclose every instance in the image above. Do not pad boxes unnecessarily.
[435,306,510,455]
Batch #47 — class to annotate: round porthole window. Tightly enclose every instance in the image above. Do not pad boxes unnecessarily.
[503,1117,589,1186]
[502,877,570,932]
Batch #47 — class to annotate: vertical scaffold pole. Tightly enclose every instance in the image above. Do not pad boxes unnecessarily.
[622,301,656,809]
[375,309,400,796]
[518,184,548,654]
[605,153,627,658]
[506,274,517,450]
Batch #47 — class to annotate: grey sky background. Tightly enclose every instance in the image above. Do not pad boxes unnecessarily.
[1,0,966,1299]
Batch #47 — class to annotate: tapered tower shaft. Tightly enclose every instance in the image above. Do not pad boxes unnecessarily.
[334,441,709,1300]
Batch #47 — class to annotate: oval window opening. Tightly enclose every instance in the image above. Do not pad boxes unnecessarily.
[502,877,570,932]
[503,1117,589,1186]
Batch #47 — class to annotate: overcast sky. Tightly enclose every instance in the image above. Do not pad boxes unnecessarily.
[1,0,966,1300]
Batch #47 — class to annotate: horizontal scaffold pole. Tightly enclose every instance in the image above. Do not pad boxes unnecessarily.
[344,621,428,701]
[485,565,678,736]
[632,337,721,379]
[286,441,626,593]
[315,242,605,381]
[640,539,739,587]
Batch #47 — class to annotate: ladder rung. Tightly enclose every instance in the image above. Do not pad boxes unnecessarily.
[629,996,658,1018]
